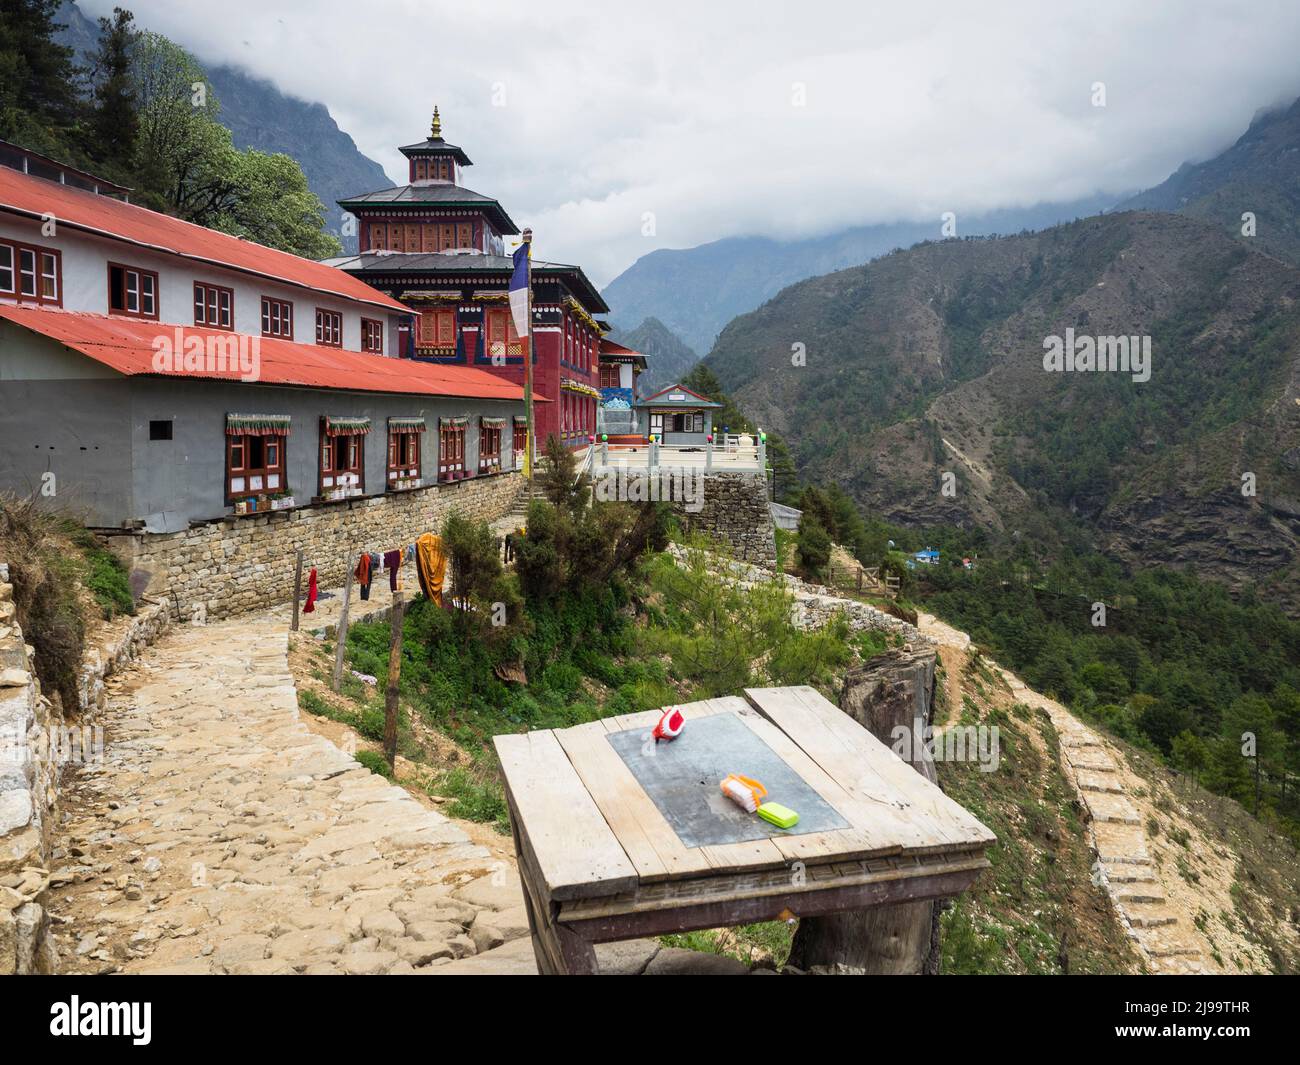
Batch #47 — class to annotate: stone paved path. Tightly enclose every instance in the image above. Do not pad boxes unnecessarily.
[46,613,530,974]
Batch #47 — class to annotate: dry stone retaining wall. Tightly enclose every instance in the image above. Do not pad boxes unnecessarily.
[0,565,170,974]
[671,472,777,567]
[104,472,522,622]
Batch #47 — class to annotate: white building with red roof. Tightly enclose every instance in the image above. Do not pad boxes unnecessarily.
[0,142,530,531]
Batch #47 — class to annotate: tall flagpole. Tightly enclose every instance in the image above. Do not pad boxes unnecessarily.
[522,227,534,497]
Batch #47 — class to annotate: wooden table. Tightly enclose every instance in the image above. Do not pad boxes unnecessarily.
[493,685,995,974]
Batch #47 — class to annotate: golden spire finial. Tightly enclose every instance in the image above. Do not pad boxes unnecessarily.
[431,106,442,139]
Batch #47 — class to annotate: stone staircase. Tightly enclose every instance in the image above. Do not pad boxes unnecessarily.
[997,670,1212,973]
[491,480,535,538]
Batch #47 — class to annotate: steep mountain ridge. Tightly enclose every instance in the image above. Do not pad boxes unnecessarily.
[607,316,699,394]
[705,211,1300,609]
[1117,96,1300,267]
[602,196,1116,359]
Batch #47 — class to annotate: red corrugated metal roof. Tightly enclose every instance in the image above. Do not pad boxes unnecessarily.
[0,166,407,313]
[599,338,645,357]
[0,306,528,401]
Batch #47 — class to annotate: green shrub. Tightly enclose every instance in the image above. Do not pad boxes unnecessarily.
[355,750,392,778]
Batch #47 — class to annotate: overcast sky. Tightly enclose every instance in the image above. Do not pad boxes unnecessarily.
[80,0,1300,285]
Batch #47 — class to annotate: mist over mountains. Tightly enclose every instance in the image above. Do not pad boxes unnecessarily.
[54,0,391,250]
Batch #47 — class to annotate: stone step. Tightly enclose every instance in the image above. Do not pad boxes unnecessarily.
[1083,792,1142,825]
[1126,906,1178,929]
[1093,824,1152,865]
[1132,925,1205,959]
[1077,771,1125,794]
[1102,866,1159,884]
[1067,754,1118,773]
[1116,888,1166,905]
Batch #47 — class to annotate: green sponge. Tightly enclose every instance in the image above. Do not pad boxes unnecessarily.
[757,802,799,829]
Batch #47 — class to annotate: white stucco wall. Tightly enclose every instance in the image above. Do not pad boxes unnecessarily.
[0,215,402,354]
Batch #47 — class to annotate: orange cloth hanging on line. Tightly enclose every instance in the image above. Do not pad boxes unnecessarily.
[355,552,373,601]
[414,533,447,607]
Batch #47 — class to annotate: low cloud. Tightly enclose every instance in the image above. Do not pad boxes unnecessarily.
[84,0,1300,285]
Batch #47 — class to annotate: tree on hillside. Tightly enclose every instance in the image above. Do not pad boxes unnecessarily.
[129,31,225,212]
[87,7,139,175]
[129,31,338,256]
[213,148,341,258]
[796,511,831,576]
[0,0,82,151]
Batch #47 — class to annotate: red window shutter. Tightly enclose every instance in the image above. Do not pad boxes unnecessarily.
[437,310,456,345]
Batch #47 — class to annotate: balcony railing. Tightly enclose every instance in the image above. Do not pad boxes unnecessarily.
[591,436,765,473]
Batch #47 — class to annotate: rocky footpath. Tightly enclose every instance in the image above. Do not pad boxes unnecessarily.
[45,613,534,974]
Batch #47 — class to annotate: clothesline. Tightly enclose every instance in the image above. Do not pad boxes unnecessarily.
[301,533,446,614]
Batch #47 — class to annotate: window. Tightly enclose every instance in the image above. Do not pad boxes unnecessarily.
[149,420,172,441]
[227,433,286,499]
[479,420,502,474]
[319,422,366,495]
[315,308,342,347]
[484,308,522,358]
[649,412,663,437]
[599,363,620,388]
[261,297,293,338]
[361,318,384,354]
[417,308,456,349]
[387,427,422,485]
[0,240,61,305]
[194,283,233,329]
[107,263,158,319]
[513,421,528,458]
[438,422,466,482]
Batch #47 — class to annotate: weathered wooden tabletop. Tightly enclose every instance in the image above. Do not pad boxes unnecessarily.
[493,685,995,974]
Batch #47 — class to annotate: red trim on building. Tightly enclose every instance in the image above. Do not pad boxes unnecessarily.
[0,306,535,401]
[0,165,406,313]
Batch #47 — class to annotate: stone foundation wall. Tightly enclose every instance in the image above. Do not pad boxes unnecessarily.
[0,565,170,974]
[672,472,777,567]
[104,472,522,621]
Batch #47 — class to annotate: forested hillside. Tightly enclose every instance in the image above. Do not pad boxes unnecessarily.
[705,211,1300,612]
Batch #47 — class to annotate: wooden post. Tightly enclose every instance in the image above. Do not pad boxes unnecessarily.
[331,550,354,692]
[788,648,945,974]
[383,590,404,771]
[856,566,863,593]
[290,549,304,632]
[522,228,535,498]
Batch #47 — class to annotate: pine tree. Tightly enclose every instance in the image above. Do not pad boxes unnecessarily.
[88,7,139,173]
[0,0,82,149]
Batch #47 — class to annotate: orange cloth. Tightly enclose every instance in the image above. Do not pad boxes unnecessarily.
[414,533,447,607]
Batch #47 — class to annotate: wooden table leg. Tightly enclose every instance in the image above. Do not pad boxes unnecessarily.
[508,789,599,975]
